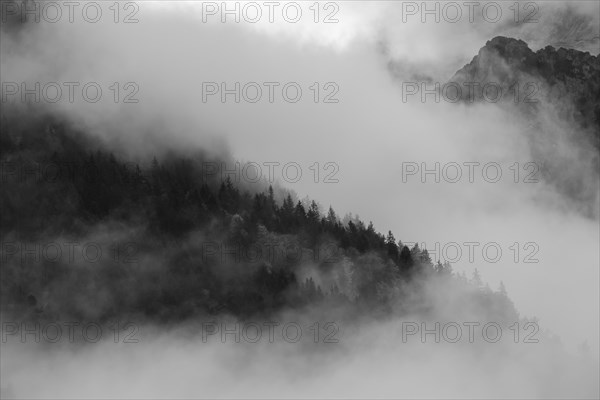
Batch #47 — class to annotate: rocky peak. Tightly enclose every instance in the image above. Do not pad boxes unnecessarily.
[450,36,600,141]
[482,36,536,65]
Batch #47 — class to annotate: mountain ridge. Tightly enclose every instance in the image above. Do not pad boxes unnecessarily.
[450,35,600,142]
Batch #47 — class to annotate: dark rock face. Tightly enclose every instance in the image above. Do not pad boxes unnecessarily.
[450,36,600,146]
[457,37,538,79]
[534,45,600,136]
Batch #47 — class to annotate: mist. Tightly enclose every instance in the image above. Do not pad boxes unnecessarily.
[1,1,599,398]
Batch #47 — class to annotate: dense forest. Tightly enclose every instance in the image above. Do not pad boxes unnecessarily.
[0,109,518,327]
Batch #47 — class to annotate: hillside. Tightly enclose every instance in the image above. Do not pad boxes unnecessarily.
[0,108,518,326]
